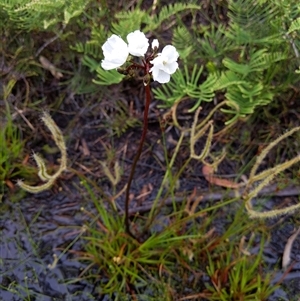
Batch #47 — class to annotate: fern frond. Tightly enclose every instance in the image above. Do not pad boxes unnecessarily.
[224,83,274,115]
[1,0,90,30]
[93,66,124,86]
[188,73,218,112]
[213,71,245,90]
[111,3,200,39]
[222,59,251,78]
[225,0,281,46]
[154,64,215,107]
[71,41,103,59]
[199,24,234,60]
[222,49,288,78]
[172,26,195,61]
[111,9,149,38]
[249,50,288,72]
[144,3,200,32]
[288,17,300,34]
[110,100,141,137]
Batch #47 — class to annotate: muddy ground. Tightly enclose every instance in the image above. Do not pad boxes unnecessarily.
[1,92,300,300]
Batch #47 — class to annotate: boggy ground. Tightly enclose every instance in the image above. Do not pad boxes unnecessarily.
[1,1,300,296]
[1,73,300,299]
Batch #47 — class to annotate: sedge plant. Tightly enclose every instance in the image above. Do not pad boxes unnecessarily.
[0,111,24,189]
[0,104,38,197]
[204,215,278,301]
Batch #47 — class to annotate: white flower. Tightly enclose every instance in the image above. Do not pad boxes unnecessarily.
[127,30,149,57]
[150,45,179,83]
[101,34,129,70]
[151,39,159,50]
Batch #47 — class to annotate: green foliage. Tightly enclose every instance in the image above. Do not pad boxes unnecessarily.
[108,100,141,137]
[153,64,216,110]
[208,49,288,122]
[224,0,281,46]
[155,0,300,123]
[0,106,35,195]
[0,0,91,30]
[0,112,24,182]
[205,230,277,300]
[145,3,200,32]
[71,25,107,59]
[93,66,125,86]
[111,3,200,38]
[80,54,125,86]
[78,173,235,299]
[288,17,300,34]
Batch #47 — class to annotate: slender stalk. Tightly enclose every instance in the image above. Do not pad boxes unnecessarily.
[125,83,151,239]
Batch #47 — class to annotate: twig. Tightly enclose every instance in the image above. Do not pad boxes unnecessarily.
[282,226,300,270]
[35,27,65,58]
[125,184,300,215]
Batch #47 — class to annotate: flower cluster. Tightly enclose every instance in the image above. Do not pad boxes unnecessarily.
[101,30,179,84]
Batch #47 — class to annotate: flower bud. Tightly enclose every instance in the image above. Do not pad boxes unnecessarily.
[151,39,159,51]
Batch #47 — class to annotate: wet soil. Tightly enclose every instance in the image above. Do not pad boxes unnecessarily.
[1,109,300,300]
[1,187,300,300]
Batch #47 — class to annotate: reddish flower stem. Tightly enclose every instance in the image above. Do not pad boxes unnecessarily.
[125,83,151,240]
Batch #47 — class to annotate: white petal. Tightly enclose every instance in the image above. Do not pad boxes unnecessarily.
[165,61,178,74]
[161,45,179,62]
[153,69,171,83]
[101,34,129,69]
[127,30,149,56]
[101,59,121,70]
[150,55,164,68]
[150,65,159,79]
[102,35,127,56]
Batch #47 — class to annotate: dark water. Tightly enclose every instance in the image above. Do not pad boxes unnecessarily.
[0,191,101,301]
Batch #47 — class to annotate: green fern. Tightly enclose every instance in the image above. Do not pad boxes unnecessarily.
[288,17,300,34]
[110,3,200,38]
[71,41,103,59]
[144,3,200,32]
[222,49,288,78]
[222,85,274,116]
[110,100,141,137]
[93,67,124,86]
[153,64,216,108]
[156,0,300,123]
[211,71,245,91]
[111,9,149,38]
[210,48,287,120]
[172,26,195,61]
[225,0,281,46]
[172,23,234,67]
[0,0,90,30]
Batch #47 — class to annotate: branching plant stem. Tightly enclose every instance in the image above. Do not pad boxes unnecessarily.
[125,83,151,240]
